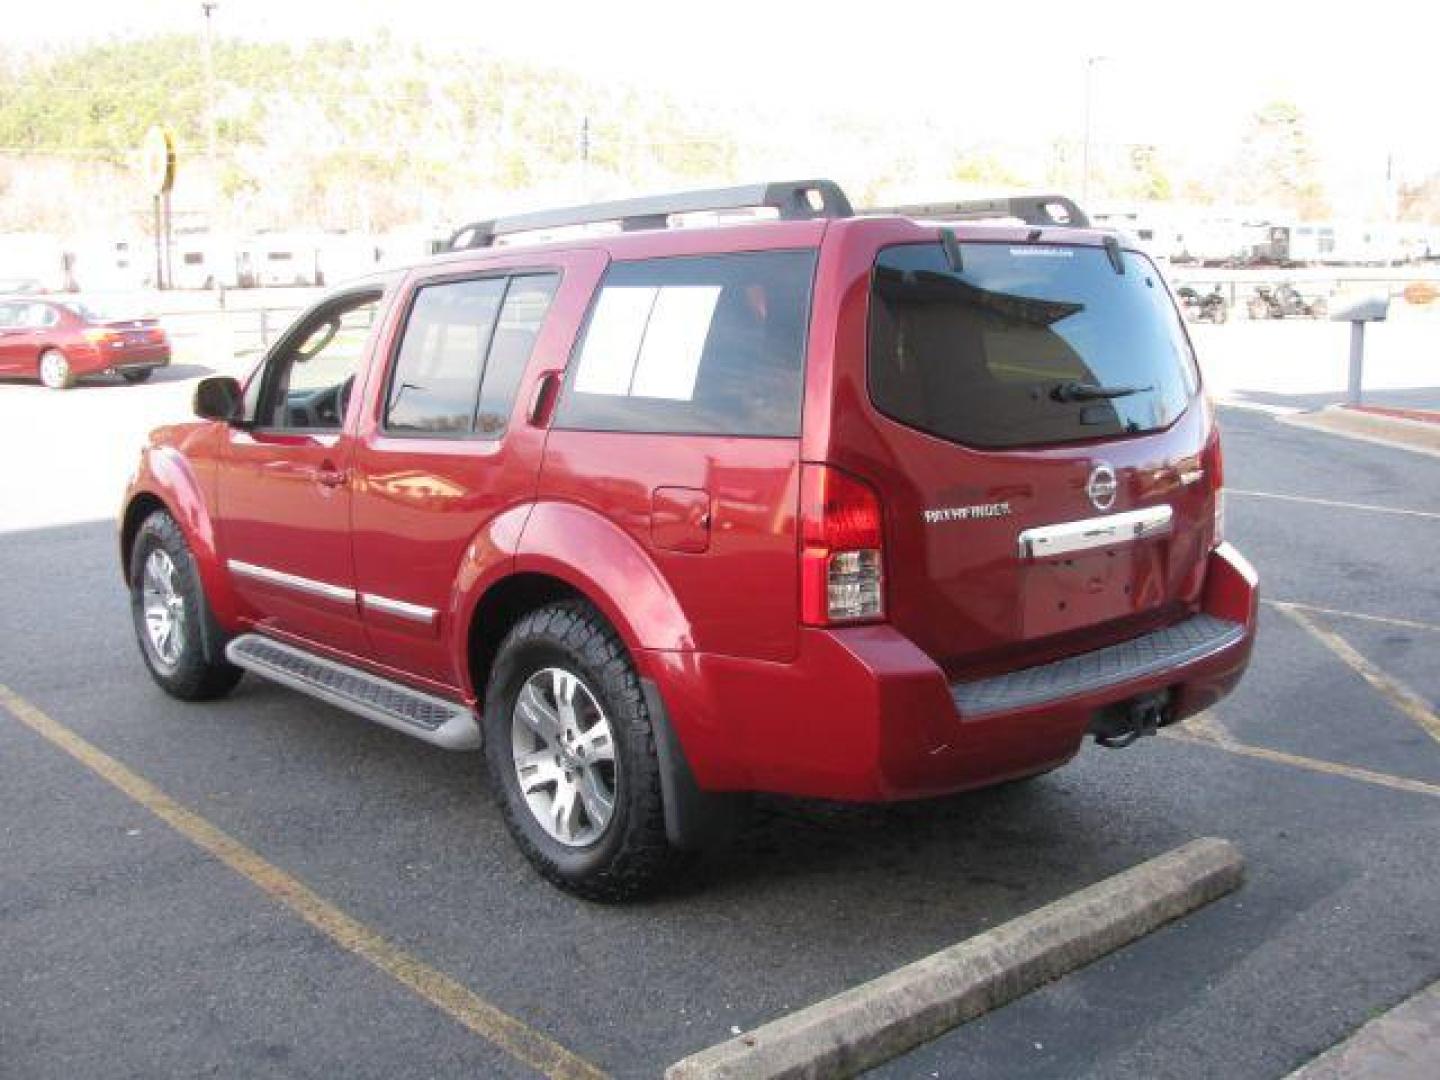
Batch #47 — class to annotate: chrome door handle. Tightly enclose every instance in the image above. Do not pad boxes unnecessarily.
[314,464,347,489]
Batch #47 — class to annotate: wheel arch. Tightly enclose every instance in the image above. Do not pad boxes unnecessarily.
[119,445,242,630]
[463,571,587,705]
[119,490,170,580]
[453,499,695,700]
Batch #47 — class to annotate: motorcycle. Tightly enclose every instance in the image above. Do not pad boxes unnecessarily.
[1247,283,1328,320]
[1176,285,1229,324]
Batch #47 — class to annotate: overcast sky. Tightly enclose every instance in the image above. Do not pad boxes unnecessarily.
[14,1,1438,180]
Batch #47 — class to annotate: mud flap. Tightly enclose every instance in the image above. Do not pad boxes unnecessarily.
[641,677,738,850]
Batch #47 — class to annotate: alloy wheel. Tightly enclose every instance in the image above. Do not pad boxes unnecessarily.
[510,666,618,847]
[141,548,187,667]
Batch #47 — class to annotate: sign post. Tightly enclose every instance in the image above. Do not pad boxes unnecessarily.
[140,126,177,289]
[1329,293,1391,406]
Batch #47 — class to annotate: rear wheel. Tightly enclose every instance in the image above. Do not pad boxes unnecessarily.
[120,369,153,384]
[38,348,74,389]
[483,600,679,901]
[129,511,244,701]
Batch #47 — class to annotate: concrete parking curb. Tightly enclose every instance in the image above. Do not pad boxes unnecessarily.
[1280,407,1440,459]
[1286,979,1440,1079]
[666,837,1244,1080]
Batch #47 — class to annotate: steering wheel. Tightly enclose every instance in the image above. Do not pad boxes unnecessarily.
[287,383,343,428]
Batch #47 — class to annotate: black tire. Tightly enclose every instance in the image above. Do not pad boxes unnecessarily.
[483,600,679,901]
[121,369,153,384]
[38,348,75,389]
[129,510,244,701]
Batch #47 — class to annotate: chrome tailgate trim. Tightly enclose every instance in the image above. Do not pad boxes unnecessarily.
[1018,505,1173,560]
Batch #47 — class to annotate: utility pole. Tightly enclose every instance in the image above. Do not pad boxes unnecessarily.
[1081,56,1109,206]
[201,4,219,208]
[580,116,591,200]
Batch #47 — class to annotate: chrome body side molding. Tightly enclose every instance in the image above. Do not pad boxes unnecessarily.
[227,559,356,604]
[361,593,438,625]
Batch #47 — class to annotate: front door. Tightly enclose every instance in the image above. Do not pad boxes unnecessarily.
[349,250,607,686]
[219,287,386,655]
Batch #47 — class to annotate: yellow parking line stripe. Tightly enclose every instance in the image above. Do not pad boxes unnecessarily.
[1272,603,1440,746]
[0,683,606,1080]
[1261,599,1440,635]
[1165,727,1440,800]
[1228,489,1440,521]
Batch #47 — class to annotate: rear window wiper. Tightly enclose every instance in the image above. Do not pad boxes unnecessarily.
[1049,381,1152,403]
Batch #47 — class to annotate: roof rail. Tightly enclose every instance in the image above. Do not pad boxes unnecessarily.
[864,194,1090,229]
[446,178,854,250]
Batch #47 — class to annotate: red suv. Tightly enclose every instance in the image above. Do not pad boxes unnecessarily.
[120,181,1257,899]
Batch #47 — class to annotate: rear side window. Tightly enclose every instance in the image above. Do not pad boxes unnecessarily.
[476,275,559,435]
[555,250,815,437]
[386,273,558,436]
[869,243,1198,449]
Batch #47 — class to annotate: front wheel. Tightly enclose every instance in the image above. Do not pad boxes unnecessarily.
[121,369,153,384]
[483,601,680,901]
[38,348,75,389]
[129,511,244,701]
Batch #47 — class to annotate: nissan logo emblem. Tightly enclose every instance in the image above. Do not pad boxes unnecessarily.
[1087,464,1118,511]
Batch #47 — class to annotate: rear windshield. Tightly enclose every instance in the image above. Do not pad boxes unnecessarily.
[60,301,150,323]
[868,242,1198,449]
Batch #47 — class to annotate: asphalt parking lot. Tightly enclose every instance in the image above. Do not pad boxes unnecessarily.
[2,329,1438,1078]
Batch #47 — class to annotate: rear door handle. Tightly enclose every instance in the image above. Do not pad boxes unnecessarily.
[528,371,563,427]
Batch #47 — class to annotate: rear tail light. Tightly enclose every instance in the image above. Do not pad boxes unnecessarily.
[83,328,122,349]
[799,464,885,625]
[1203,431,1225,547]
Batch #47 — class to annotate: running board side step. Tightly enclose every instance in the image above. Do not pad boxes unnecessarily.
[225,634,481,750]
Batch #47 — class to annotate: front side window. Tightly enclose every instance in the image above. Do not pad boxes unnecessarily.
[556,250,815,437]
[385,272,558,437]
[869,242,1198,449]
[260,292,381,430]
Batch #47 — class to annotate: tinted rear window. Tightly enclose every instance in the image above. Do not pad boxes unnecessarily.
[555,250,815,437]
[869,242,1198,449]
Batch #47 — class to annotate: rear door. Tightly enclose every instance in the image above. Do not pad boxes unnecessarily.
[858,237,1216,676]
[348,250,606,686]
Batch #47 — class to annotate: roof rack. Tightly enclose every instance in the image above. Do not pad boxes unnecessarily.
[862,194,1090,229]
[446,178,854,251]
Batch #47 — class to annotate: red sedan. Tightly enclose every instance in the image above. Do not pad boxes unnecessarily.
[0,296,170,389]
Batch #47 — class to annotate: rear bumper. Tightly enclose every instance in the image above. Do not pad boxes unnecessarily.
[650,543,1258,801]
[72,344,170,376]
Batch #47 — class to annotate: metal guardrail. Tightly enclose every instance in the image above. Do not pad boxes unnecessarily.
[152,305,308,353]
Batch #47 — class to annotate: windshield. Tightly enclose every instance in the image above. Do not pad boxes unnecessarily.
[868,241,1198,449]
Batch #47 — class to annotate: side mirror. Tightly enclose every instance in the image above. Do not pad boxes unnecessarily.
[194,376,244,422]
